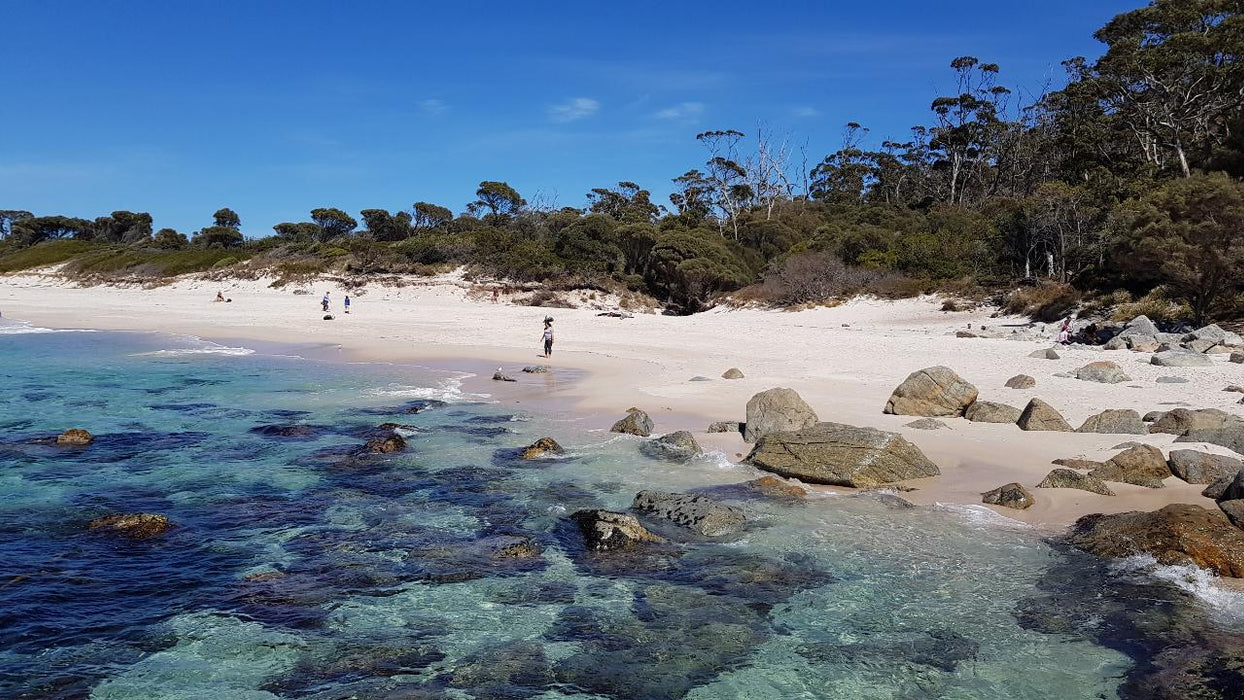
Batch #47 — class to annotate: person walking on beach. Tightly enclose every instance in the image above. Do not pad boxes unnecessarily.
[343,295,351,314]
[322,292,331,313]
[541,317,554,358]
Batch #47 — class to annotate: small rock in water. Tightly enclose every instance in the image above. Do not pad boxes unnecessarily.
[569,509,664,551]
[520,437,565,460]
[640,431,702,461]
[722,367,744,379]
[905,418,950,430]
[492,370,517,382]
[88,513,174,539]
[56,428,94,446]
[981,482,1034,510]
[1156,376,1189,384]
[631,490,746,537]
[745,421,940,488]
[610,408,654,437]
[364,432,406,453]
[522,365,549,373]
[743,475,807,499]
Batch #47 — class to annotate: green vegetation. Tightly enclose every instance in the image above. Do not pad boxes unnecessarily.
[2,1,1242,317]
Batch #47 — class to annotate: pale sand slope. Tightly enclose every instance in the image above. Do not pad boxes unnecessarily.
[3,270,1243,530]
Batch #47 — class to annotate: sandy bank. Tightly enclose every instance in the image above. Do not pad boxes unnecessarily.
[4,270,1242,530]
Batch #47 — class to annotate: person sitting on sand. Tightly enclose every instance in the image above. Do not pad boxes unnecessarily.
[541,318,554,358]
[1057,318,1071,345]
[215,291,225,302]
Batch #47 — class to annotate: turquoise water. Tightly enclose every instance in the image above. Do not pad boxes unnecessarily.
[1,321,1240,699]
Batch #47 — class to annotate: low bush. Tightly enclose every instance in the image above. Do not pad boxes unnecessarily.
[1000,282,1081,322]
[1111,289,1192,325]
[0,239,97,272]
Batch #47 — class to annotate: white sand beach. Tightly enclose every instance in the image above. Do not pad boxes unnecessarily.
[4,269,1242,530]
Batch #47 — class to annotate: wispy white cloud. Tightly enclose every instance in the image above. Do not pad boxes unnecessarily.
[792,106,819,118]
[419,98,448,115]
[654,102,704,121]
[549,97,600,123]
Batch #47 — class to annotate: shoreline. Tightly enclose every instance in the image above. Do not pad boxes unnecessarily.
[4,271,1243,532]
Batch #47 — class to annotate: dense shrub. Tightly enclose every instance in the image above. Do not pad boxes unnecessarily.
[1001,282,1081,322]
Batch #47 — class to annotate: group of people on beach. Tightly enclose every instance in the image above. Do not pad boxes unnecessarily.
[320,292,350,315]
[1057,318,1101,345]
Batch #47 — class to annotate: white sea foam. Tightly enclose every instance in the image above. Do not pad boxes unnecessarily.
[695,450,741,470]
[366,375,489,404]
[0,321,96,335]
[933,502,1030,529]
[1109,554,1244,624]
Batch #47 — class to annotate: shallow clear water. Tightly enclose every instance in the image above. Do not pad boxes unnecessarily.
[1,322,1240,699]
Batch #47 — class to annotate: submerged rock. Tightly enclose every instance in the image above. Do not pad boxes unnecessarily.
[249,424,317,438]
[1088,445,1171,488]
[1076,409,1147,435]
[569,510,664,551]
[88,513,174,539]
[1016,398,1073,432]
[448,640,554,699]
[1066,504,1244,577]
[981,482,1034,510]
[610,409,654,437]
[641,431,702,461]
[520,437,565,460]
[745,421,940,488]
[742,475,807,499]
[964,401,1022,424]
[521,365,549,374]
[883,366,978,417]
[631,490,745,537]
[364,432,407,454]
[1036,468,1115,496]
[744,388,818,442]
[492,371,517,382]
[56,428,94,446]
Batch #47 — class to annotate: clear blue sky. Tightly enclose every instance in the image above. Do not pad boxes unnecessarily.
[1,0,1139,236]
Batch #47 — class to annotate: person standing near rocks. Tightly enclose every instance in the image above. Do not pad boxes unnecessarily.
[541,317,554,358]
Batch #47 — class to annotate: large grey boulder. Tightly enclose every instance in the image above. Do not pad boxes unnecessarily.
[640,431,702,461]
[1088,445,1171,488]
[1185,338,1219,354]
[1151,350,1213,367]
[1167,450,1244,485]
[1118,315,1160,337]
[1188,324,1241,345]
[1203,472,1240,500]
[1177,421,1244,455]
[570,510,665,551]
[964,401,1023,424]
[1149,408,1232,435]
[744,388,818,443]
[745,422,940,488]
[1076,409,1147,435]
[1074,361,1131,384]
[1036,468,1115,496]
[981,482,1034,510]
[1016,398,1074,432]
[610,409,654,437]
[630,490,745,537]
[883,366,978,417]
